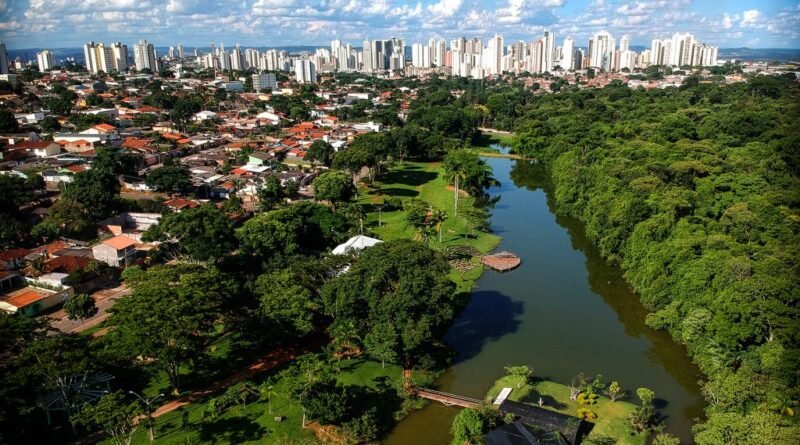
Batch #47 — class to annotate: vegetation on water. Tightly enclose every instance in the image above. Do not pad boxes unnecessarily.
[498,76,800,443]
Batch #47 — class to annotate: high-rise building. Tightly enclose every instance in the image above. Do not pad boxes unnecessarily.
[294,59,316,83]
[0,42,9,74]
[110,42,129,72]
[37,50,56,71]
[83,42,115,74]
[485,34,504,75]
[560,36,574,70]
[252,72,277,91]
[177,44,185,59]
[541,30,555,73]
[134,39,158,72]
[362,39,373,72]
[588,30,615,71]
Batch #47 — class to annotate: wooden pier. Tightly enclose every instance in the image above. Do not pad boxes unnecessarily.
[414,388,483,409]
[481,251,521,272]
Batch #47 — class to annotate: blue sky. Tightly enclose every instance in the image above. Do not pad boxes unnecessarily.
[1,0,798,49]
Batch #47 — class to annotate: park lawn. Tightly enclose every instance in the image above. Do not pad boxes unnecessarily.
[114,357,404,445]
[471,132,515,150]
[485,375,648,445]
[358,161,500,254]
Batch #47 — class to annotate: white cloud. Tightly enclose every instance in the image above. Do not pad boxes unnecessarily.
[427,0,463,18]
[741,9,759,26]
[721,13,734,29]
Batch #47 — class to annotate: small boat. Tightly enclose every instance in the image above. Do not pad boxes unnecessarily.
[480,251,521,272]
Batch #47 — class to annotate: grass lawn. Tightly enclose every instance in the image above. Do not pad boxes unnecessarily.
[485,375,648,445]
[113,357,405,445]
[358,161,501,292]
[358,161,500,253]
[471,132,515,150]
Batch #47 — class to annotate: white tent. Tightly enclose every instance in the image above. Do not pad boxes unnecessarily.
[332,235,383,255]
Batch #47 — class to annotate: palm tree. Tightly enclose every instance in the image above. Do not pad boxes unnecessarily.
[430,209,448,243]
[443,153,469,216]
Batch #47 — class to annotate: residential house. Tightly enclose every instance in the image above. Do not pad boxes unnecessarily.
[92,235,138,267]
[12,141,61,158]
[0,248,29,270]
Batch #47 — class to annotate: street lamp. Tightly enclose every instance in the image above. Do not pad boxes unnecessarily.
[129,390,164,442]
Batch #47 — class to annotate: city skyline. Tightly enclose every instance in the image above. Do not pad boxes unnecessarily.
[0,0,799,50]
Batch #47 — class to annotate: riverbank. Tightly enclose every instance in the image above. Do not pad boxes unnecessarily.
[385,152,704,444]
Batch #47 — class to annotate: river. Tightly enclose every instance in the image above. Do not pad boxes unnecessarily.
[384,149,705,444]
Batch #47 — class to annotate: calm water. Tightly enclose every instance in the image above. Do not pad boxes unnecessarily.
[384,151,705,444]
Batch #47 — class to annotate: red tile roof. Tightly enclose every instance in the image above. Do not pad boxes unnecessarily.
[102,235,137,250]
[0,248,30,261]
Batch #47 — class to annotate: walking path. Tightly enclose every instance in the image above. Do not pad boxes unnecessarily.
[151,343,308,418]
[49,284,131,334]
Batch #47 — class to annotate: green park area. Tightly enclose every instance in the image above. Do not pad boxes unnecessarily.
[110,357,407,445]
[358,161,500,291]
[484,374,648,445]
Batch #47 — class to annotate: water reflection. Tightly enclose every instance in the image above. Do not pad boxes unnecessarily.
[385,153,704,444]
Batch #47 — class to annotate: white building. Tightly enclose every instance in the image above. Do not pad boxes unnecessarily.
[588,30,615,71]
[541,30,555,73]
[560,36,574,71]
[84,42,113,74]
[252,72,277,91]
[294,59,316,83]
[134,39,158,72]
[37,50,56,71]
[110,42,129,72]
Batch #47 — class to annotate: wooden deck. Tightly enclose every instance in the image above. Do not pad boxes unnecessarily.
[415,388,483,409]
[481,251,521,272]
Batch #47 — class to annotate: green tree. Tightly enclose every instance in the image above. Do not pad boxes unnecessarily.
[306,139,335,166]
[363,322,398,368]
[145,164,192,194]
[143,204,235,262]
[0,110,20,132]
[451,408,496,445]
[107,265,235,393]
[32,198,93,239]
[71,391,141,445]
[605,381,624,402]
[63,148,121,221]
[63,294,98,325]
[312,170,356,211]
[443,150,496,215]
[255,269,320,338]
[322,239,456,368]
[504,365,533,389]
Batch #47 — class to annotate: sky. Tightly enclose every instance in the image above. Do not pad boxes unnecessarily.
[0,0,799,50]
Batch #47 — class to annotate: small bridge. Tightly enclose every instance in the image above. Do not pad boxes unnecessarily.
[415,388,483,409]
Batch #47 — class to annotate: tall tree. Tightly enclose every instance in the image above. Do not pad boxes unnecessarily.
[63,294,98,325]
[71,391,141,445]
[143,204,236,262]
[107,265,235,393]
[312,170,356,211]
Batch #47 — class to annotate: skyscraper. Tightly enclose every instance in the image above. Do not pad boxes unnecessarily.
[0,42,8,74]
[110,42,129,72]
[37,50,55,71]
[588,30,615,71]
[485,33,504,75]
[561,36,574,70]
[294,59,316,83]
[541,30,555,73]
[362,39,373,73]
[134,39,158,72]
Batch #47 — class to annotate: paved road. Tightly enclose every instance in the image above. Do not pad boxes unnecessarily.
[49,284,131,334]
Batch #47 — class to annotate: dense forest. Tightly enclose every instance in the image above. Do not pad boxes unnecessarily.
[489,75,799,443]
